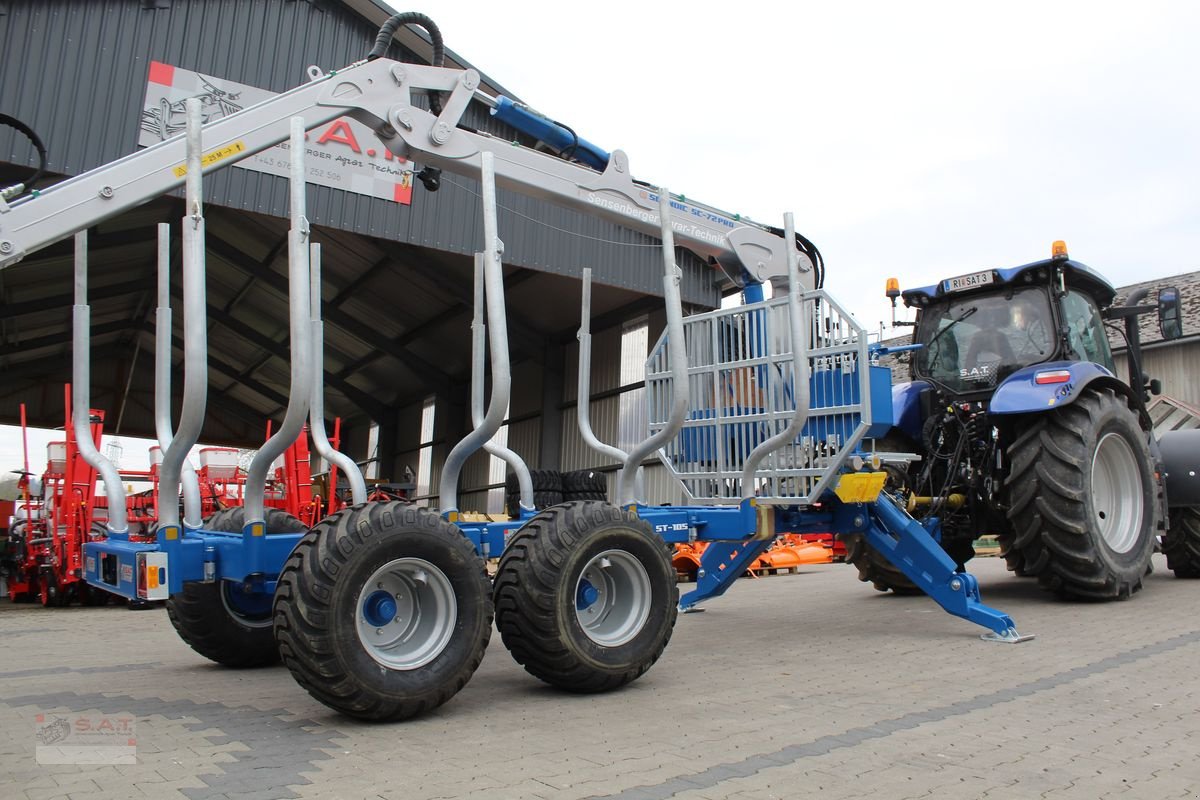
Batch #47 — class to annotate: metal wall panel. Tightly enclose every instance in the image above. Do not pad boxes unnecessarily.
[641,464,683,506]
[0,0,720,307]
[457,489,491,513]
[562,326,624,404]
[559,394,622,472]
[505,418,541,467]
[1139,342,1200,407]
[459,449,492,495]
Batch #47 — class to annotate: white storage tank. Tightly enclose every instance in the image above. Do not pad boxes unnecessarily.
[47,442,67,474]
[199,447,240,480]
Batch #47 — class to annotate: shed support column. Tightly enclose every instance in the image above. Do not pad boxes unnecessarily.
[376,417,398,483]
[437,385,470,504]
[539,341,564,471]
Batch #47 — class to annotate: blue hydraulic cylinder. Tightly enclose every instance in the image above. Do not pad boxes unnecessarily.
[491,96,611,171]
[741,282,765,304]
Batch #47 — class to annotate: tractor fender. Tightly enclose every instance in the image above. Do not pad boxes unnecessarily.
[891,380,930,443]
[1159,429,1200,507]
[989,361,1147,426]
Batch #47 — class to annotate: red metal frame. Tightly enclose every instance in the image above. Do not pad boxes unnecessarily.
[5,387,108,604]
[4,395,351,605]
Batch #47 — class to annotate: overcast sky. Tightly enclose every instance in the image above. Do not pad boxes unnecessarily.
[392,1,1200,332]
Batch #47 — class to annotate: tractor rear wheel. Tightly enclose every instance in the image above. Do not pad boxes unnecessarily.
[1004,388,1157,599]
[166,507,306,667]
[843,533,922,595]
[273,501,492,721]
[1163,506,1200,578]
[494,501,677,692]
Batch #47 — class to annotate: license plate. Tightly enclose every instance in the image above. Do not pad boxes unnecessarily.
[945,270,993,292]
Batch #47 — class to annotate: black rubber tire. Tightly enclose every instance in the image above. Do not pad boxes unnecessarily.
[166,507,307,667]
[505,470,563,516]
[843,533,922,595]
[1004,388,1157,600]
[494,501,678,692]
[997,533,1033,577]
[1163,506,1200,578]
[842,446,923,595]
[40,576,66,607]
[561,469,609,502]
[81,584,113,606]
[273,501,492,721]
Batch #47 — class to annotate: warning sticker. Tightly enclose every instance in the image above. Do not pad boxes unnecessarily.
[171,140,247,178]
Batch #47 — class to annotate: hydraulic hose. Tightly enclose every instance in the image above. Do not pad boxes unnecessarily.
[368,12,445,66]
[367,13,445,149]
[0,113,48,200]
[794,230,825,289]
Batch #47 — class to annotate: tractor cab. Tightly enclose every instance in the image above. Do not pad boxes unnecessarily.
[897,244,1118,398]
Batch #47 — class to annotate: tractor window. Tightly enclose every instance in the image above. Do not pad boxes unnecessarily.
[1061,290,1115,372]
[914,287,1055,393]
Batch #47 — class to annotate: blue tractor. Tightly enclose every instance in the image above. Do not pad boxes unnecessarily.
[849,243,1200,599]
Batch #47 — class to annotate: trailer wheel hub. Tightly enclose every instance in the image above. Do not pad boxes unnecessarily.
[362,590,398,628]
[355,557,456,670]
[573,549,651,647]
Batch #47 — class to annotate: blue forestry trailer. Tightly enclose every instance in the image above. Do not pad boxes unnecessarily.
[0,13,1032,722]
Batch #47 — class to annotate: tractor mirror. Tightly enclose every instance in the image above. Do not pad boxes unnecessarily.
[1158,287,1182,340]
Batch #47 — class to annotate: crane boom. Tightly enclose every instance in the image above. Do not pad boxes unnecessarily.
[0,54,810,290]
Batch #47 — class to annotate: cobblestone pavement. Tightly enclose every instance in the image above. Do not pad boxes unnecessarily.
[2,554,1198,799]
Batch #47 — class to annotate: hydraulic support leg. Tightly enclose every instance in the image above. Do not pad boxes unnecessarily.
[679,537,775,612]
[868,494,1033,642]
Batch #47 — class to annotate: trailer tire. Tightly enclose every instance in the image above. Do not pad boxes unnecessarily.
[273,501,492,721]
[505,470,563,515]
[1163,506,1200,578]
[843,533,922,595]
[1004,388,1157,599]
[166,507,306,668]
[494,501,677,692]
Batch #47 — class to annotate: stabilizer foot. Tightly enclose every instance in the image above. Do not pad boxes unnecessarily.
[981,627,1036,644]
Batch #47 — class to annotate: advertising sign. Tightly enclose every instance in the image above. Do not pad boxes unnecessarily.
[139,61,413,204]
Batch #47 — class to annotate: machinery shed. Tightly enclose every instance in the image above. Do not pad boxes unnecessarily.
[0,0,728,509]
